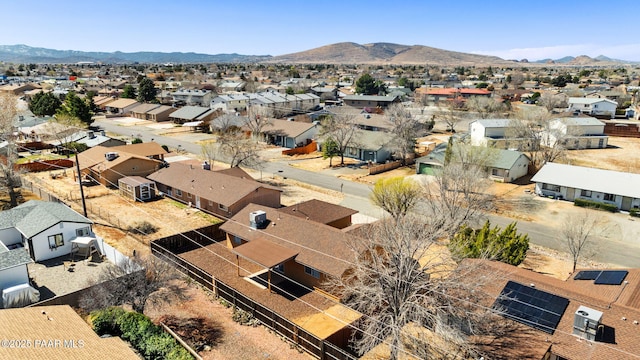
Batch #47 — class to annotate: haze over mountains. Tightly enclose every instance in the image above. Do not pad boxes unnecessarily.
[0,43,629,65]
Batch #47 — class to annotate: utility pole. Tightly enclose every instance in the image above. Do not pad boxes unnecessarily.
[74,151,88,218]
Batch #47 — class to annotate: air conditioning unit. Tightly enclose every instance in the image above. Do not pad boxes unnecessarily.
[105,152,119,161]
[249,210,267,229]
[573,305,602,341]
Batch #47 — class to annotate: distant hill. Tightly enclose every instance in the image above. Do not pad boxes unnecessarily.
[534,54,633,65]
[0,44,271,64]
[267,42,514,65]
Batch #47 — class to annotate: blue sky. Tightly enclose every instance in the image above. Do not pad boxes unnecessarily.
[2,0,639,61]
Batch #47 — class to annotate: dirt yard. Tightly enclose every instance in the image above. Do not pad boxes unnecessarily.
[565,136,640,173]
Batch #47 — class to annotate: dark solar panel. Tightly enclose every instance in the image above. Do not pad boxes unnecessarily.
[594,270,628,285]
[574,270,602,280]
[493,281,569,334]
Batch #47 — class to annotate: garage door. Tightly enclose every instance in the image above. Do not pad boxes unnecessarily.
[419,163,436,175]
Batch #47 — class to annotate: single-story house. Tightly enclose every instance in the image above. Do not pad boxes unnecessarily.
[457,258,640,360]
[342,94,400,109]
[531,162,640,210]
[469,119,539,151]
[221,203,361,292]
[104,98,140,115]
[343,129,394,163]
[118,176,156,202]
[0,305,139,358]
[0,200,93,262]
[210,94,250,112]
[75,144,166,188]
[147,163,281,218]
[146,105,176,122]
[568,97,617,118]
[261,119,319,148]
[415,145,530,182]
[171,89,214,107]
[169,105,215,124]
[129,103,161,120]
[277,199,358,229]
[545,117,608,149]
[72,130,127,148]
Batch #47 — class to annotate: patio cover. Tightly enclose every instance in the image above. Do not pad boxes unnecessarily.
[182,121,203,127]
[232,238,298,268]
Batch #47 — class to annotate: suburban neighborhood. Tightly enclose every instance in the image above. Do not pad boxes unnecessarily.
[2,5,640,359]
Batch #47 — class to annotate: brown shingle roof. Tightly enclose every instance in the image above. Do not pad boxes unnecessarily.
[232,237,299,268]
[111,142,167,158]
[277,199,357,226]
[262,119,318,137]
[147,163,279,207]
[461,259,640,360]
[0,305,139,359]
[220,204,361,277]
[76,146,161,171]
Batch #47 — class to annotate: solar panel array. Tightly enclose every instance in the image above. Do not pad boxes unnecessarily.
[574,270,628,285]
[493,281,569,334]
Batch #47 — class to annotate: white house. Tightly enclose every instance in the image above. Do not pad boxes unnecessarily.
[0,243,33,297]
[469,119,538,151]
[545,117,608,149]
[486,149,531,183]
[0,200,93,262]
[531,163,640,211]
[171,89,214,107]
[568,97,617,118]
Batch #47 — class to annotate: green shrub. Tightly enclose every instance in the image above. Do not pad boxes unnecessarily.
[630,208,640,217]
[574,198,618,212]
[90,307,126,336]
[90,308,193,360]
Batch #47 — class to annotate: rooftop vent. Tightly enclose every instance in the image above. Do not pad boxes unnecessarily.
[249,210,267,229]
[202,161,210,170]
[573,305,603,341]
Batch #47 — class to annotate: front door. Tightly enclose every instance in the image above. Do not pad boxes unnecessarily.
[621,197,632,211]
[566,188,575,201]
[140,184,151,201]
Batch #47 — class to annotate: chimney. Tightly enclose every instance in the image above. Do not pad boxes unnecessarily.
[87,131,95,139]
[100,130,106,136]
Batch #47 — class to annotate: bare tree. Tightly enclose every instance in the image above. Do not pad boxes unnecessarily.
[244,105,272,141]
[509,72,525,89]
[509,108,569,170]
[560,211,603,272]
[434,99,465,133]
[537,92,567,112]
[419,146,495,239]
[80,255,185,313]
[217,129,262,168]
[200,140,217,165]
[333,215,493,359]
[465,96,505,119]
[320,113,359,166]
[384,103,427,165]
[0,93,22,208]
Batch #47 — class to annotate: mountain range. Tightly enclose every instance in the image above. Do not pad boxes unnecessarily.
[0,43,630,66]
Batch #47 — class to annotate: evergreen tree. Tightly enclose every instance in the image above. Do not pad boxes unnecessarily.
[57,92,93,125]
[321,138,340,167]
[29,91,61,116]
[137,77,158,103]
[121,84,137,99]
[449,220,529,266]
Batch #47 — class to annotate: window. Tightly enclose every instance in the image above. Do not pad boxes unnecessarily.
[233,235,242,245]
[176,189,182,196]
[604,193,615,201]
[491,168,500,176]
[76,227,91,237]
[219,204,229,212]
[48,234,64,249]
[542,183,561,192]
[208,200,213,207]
[274,264,284,273]
[187,192,191,199]
[304,266,320,279]
[581,190,592,198]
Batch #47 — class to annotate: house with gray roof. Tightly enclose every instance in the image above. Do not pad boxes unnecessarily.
[545,117,608,149]
[469,119,539,151]
[568,97,617,118]
[531,163,640,211]
[169,105,214,124]
[415,144,530,182]
[0,241,33,300]
[171,89,214,107]
[261,119,319,148]
[343,129,394,163]
[0,200,93,262]
[343,94,400,109]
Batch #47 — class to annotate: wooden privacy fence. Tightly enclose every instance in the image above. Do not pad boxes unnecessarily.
[150,235,357,360]
[16,159,74,172]
[368,160,402,175]
[282,140,317,156]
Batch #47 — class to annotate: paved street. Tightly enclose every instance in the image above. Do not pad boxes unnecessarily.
[95,117,640,268]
